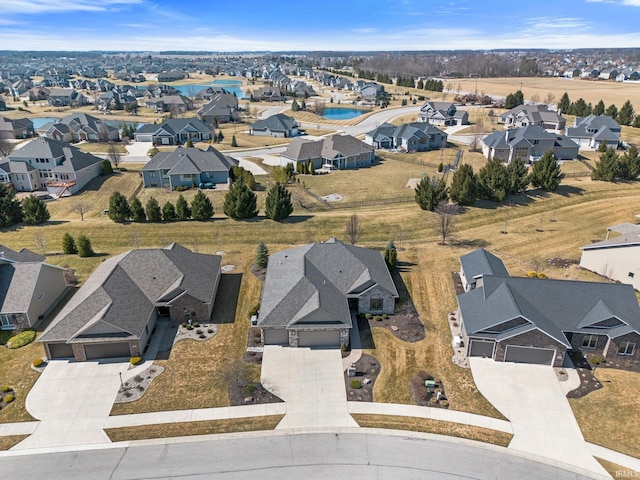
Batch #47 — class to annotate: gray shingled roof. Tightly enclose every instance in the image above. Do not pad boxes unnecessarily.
[460,248,509,281]
[0,245,45,262]
[281,138,323,161]
[251,113,298,133]
[8,137,101,173]
[39,244,221,343]
[0,263,43,314]
[259,239,398,330]
[142,146,236,175]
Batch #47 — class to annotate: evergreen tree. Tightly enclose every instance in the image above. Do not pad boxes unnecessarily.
[291,99,300,111]
[265,183,293,221]
[175,194,191,220]
[605,104,618,118]
[162,201,177,222]
[414,175,448,211]
[186,138,194,148]
[77,235,94,258]
[478,159,509,202]
[449,164,478,206]
[231,135,238,147]
[130,197,146,221]
[62,233,77,255]
[617,100,635,126]
[255,241,269,269]
[231,165,256,189]
[592,147,622,182]
[633,115,640,128]
[100,159,113,175]
[108,191,131,222]
[383,240,397,270]
[0,184,23,227]
[593,99,605,116]
[505,90,524,109]
[529,151,564,191]
[223,179,258,219]
[308,161,315,175]
[145,196,162,222]
[506,157,530,194]
[301,100,306,110]
[416,79,424,89]
[190,190,214,221]
[21,195,50,225]
[571,98,591,117]
[557,92,571,113]
[620,147,640,180]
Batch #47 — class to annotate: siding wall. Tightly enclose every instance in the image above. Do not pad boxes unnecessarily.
[26,265,67,327]
[357,285,395,315]
[580,246,640,291]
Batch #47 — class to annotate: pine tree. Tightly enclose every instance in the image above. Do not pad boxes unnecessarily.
[190,190,214,221]
[62,233,77,255]
[265,183,293,221]
[186,138,194,148]
[414,175,448,211]
[617,100,635,126]
[529,151,564,191]
[255,241,269,269]
[592,147,621,182]
[291,99,300,111]
[21,195,50,225]
[593,99,605,116]
[145,196,162,222]
[130,197,146,221]
[572,98,591,117]
[231,135,238,147]
[557,92,571,113]
[605,104,618,118]
[223,179,258,219]
[77,235,95,258]
[383,240,397,270]
[478,159,510,202]
[449,164,478,206]
[162,201,177,221]
[100,159,113,174]
[108,191,131,222]
[308,161,315,175]
[633,115,640,128]
[175,194,191,220]
[620,147,640,180]
[0,184,23,227]
[506,157,530,194]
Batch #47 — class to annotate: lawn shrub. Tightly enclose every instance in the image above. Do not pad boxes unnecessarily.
[181,322,187,328]
[207,328,214,334]
[192,322,200,328]
[130,356,142,365]
[440,400,450,408]
[243,384,257,394]
[382,314,389,320]
[1,385,11,393]
[175,185,190,192]
[32,358,44,368]
[7,330,36,349]
[365,313,372,320]
[350,379,363,389]
[3,393,15,404]
[374,316,382,321]
[249,303,260,317]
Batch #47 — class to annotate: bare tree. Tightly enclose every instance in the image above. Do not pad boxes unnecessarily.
[131,229,141,249]
[545,92,556,106]
[529,93,541,104]
[345,214,361,245]
[433,201,459,245]
[70,202,90,221]
[34,233,47,256]
[314,100,326,116]
[0,132,15,157]
[107,143,121,170]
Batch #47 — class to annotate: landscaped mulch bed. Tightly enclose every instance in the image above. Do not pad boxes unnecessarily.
[565,351,603,399]
[546,258,578,269]
[115,365,165,403]
[250,265,266,282]
[173,323,217,344]
[410,371,450,408]
[228,382,283,406]
[345,354,380,402]
[366,299,425,342]
[243,327,263,365]
[0,387,16,411]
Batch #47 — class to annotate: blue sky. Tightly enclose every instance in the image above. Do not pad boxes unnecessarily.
[1,0,640,51]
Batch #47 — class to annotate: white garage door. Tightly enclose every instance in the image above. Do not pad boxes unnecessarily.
[298,330,341,348]
[469,339,495,358]
[504,345,555,365]
[84,342,131,360]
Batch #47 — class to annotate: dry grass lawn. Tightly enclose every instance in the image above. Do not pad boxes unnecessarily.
[353,414,512,447]
[569,368,640,459]
[74,143,127,154]
[595,458,640,478]
[0,435,29,450]
[105,415,283,442]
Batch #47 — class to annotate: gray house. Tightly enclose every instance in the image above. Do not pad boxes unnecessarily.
[250,113,299,138]
[419,102,469,126]
[43,113,119,143]
[565,115,621,150]
[134,119,211,145]
[0,245,68,331]
[498,105,565,132]
[39,244,221,362]
[141,146,237,189]
[457,249,640,368]
[281,134,375,170]
[482,125,579,163]
[365,122,447,152]
[197,93,239,124]
[0,116,35,139]
[258,238,398,348]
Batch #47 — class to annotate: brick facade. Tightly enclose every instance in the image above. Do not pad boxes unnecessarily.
[169,294,211,323]
[495,329,567,367]
[570,332,608,357]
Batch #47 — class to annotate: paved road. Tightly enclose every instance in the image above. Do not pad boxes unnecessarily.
[0,431,604,480]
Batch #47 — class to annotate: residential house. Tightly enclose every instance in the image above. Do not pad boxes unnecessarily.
[22,86,51,102]
[565,115,621,150]
[141,146,237,189]
[134,118,212,145]
[580,222,640,291]
[47,88,87,107]
[39,244,221,361]
[0,116,35,139]
[5,137,103,197]
[281,134,375,170]
[0,98,6,111]
[196,93,239,124]
[43,113,119,143]
[418,102,469,126]
[250,113,299,137]
[456,249,640,368]
[0,245,68,331]
[194,86,229,101]
[252,86,285,102]
[364,122,447,152]
[498,105,566,132]
[352,81,386,101]
[145,95,194,114]
[482,125,579,163]
[258,238,398,348]
[157,71,186,82]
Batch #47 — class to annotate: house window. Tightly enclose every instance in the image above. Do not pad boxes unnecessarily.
[619,342,636,356]
[148,172,156,178]
[582,335,598,349]
[370,298,383,310]
[0,314,15,330]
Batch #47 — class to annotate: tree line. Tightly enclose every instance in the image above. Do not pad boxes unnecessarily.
[557,93,638,127]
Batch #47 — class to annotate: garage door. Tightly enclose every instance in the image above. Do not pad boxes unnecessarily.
[84,342,131,360]
[263,329,288,345]
[298,330,341,348]
[48,343,74,359]
[504,345,555,365]
[469,339,495,358]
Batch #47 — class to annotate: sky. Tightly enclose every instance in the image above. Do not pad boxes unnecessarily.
[1,0,640,52]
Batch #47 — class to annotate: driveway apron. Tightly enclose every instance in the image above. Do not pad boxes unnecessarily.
[261,345,358,429]
[13,359,129,450]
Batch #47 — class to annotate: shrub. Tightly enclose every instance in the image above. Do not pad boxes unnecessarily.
[350,379,363,389]
[207,328,214,334]
[196,329,203,334]
[249,303,260,317]
[429,396,438,404]
[130,356,142,365]
[186,325,193,330]
[32,358,44,368]
[7,330,36,349]
[1,385,11,393]
[181,322,187,328]
[365,313,372,320]
[440,400,449,408]
[243,384,257,394]
[374,316,382,321]
[192,322,200,328]
[382,314,389,320]
[175,185,190,192]
[3,393,15,404]
[537,273,547,279]
[527,271,537,277]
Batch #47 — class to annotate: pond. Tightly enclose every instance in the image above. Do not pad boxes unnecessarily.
[31,117,58,129]
[174,79,246,99]
[322,108,366,120]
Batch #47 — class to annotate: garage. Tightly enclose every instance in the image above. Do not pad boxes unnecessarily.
[48,343,74,359]
[263,329,288,345]
[298,330,341,348]
[469,339,496,358]
[83,342,131,360]
[504,345,555,365]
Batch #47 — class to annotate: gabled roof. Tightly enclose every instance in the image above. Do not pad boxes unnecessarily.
[281,138,324,161]
[251,113,298,133]
[322,134,374,159]
[566,115,621,140]
[0,263,45,314]
[142,146,237,175]
[460,248,509,281]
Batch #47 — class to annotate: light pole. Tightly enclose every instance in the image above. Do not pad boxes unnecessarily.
[119,372,124,390]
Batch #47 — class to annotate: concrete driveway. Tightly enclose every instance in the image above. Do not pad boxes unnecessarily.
[261,346,357,429]
[14,359,129,450]
[469,358,608,477]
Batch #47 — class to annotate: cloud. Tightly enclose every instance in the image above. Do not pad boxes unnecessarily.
[525,17,591,30]
[352,28,378,34]
[621,0,640,5]
[2,0,144,14]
